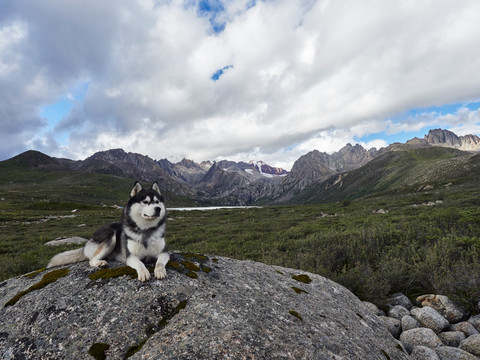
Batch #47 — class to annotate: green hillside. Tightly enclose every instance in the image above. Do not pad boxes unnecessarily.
[0,150,195,207]
[295,147,480,204]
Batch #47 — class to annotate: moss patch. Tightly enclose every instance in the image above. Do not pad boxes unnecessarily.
[125,338,148,358]
[166,253,213,279]
[88,266,138,281]
[23,268,46,279]
[289,310,303,321]
[166,261,182,270]
[185,270,198,279]
[291,286,308,294]
[5,268,69,307]
[88,342,110,360]
[201,266,212,274]
[181,260,200,272]
[292,274,312,284]
[184,253,209,263]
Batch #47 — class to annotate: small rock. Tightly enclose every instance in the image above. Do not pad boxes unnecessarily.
[400,328,442,354]
[411,306,449,333]
[388,293,413,310]
[468,315,480,332]
[379,316,402,339]
[459,334,480,356]
[417,294,469,323]
[362,301,385,316]
[436,346,480,360]
[44,237,89,246]
[438,331,466,347]
[389,305,410,320]
[409,346,440,360]
[401,315,420,332]
[451,322,479,337]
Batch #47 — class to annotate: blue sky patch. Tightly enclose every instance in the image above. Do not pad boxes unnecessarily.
[355,101,480,147]
[211,65,233,81]
[196,0,226,33]
[38,81,90,144]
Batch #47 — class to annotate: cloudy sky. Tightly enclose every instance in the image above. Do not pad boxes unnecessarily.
[1,0,480,170]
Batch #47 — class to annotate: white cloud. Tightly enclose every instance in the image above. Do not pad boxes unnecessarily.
[1,0,480,170]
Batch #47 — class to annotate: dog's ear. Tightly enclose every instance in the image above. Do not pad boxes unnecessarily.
[152,182,161,195]
[130,181,143,197]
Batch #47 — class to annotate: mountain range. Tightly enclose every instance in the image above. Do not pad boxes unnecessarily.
[3,128,480,205]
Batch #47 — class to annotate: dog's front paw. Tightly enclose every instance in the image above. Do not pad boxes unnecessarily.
[90,259,108,268]
[154,264,167,279]
[137,267,151,282]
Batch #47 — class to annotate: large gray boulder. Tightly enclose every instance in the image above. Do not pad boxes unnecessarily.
[379,316,402,339]
[436,346,480,360]
[388,305,410,320]
[388,293,413,310]
[409,345,440,360]
[417,294,469,324]
[399,328,442,353]
[451,322,480,337]
[0,253,408,359]
[401,315,420,332]
[468,315,480,332]
[459,334,480,357]
[438,331,466,348]
[411,306,450,334]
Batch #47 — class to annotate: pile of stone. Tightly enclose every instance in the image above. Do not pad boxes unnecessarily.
[366,293,480,359]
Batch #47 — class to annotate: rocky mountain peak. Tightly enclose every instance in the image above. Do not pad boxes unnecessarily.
[0,254,407,359]
[249,160,289,176]
[423,129,480,151]
[89,148,129,162]
[425,129,461,147]
[177,158,200,169]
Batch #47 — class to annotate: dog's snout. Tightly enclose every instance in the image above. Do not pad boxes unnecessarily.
[154,206,161,214]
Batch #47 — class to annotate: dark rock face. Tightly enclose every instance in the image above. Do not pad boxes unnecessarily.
[0,254,407,359]
[80,149,192,196]
[425,129,462,148]
[271,144,378,202]
[424,129,480,151]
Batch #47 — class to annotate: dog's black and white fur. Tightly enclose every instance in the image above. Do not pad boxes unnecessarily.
[47,182,169,281]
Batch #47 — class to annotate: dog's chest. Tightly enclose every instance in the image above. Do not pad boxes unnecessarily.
[125,228,165,259]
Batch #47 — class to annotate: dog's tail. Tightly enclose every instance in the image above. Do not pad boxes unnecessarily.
[47,248,88,268]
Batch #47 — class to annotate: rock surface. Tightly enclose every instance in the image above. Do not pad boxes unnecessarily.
[369,293,480,359]
[411,306,450,334]
[44,236,88,246]
[0,253,407,359]
[417,294,470,323]
[399,328,442,353]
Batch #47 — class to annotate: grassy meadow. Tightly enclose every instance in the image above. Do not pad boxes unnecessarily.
[1,179,480,312]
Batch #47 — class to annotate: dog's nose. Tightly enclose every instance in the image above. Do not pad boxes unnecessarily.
[154,207,161,214]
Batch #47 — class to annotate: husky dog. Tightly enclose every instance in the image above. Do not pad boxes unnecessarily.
[47,182,169,281]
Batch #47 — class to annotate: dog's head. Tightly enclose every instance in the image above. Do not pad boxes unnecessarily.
[127,182,166,229]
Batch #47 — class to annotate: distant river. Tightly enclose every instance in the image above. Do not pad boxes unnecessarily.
[167,206,261,211]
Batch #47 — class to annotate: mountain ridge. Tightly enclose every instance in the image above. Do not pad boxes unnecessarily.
[3,128,480,205]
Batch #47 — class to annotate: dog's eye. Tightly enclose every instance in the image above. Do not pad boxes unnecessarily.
[154,200,160,204]
[142,200,149,204]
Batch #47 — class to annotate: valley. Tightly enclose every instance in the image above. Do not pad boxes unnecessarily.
[1,128,480,310]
